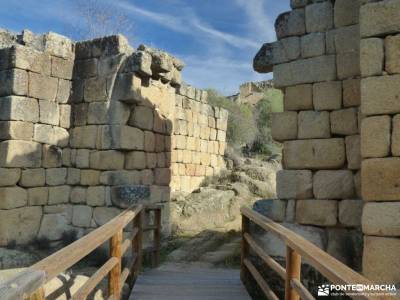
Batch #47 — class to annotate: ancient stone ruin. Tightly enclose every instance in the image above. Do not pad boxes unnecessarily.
[254,0,399,284]
[0,30,228,245]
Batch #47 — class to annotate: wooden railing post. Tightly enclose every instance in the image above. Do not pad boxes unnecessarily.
[109,229,123,299]
[153,208,161,267]
[240,214,250,283]
[133,209,143,281]
[28,287,45,300]
[285,246,301,300]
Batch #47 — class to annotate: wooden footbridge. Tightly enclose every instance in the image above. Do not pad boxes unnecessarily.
[0,205,396,300]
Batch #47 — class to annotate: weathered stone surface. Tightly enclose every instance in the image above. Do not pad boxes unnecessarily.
[290,0,309,9]
[305,2,333,33]
[80,170,100,186]
[296,200,337,226]
[334,25,360,54]
[0,68,28,96]
[89,150,124,170]
[150,185,170,202]
[51,56,73,80]
[362,202,400,236]
[28,72,58,101]
[70,187,86,204]
[0,168,20,186]
[38,213,71,241]
[72,205,92,228]
[70,126,98,149]
[313,170,355,200]
[28,187,48,206]
[271,112,297,142]
[334,0,361,27]
[67,168,81,185]
[283,139,345,169]
[385,35,400,74]
[339,200,363,227]
[59,105,71,128]
[84,77,108,102]
[284,84,313,111]
[363,236,400,283]
[298,111,330,139]
[274,55,336,87]
[0,140,41,168]
[256,222,326,257]
[362,158,400,201]
[275,9,306,40]
[87,101,130,125]
[43,32,74,59]
[337,52,360,80]
[125,151,146,170]
[34,124,69,147]
[362,75,400,115]
[360,0,400,38]
[392,114,400,156]
[0,96,39,123]
[0,206,42,245]
[93,207,121,226]
[48,186,70,205]
[20,168,45,187]
[313,81,342,111]
[253,199,286,222]
[96,125,144,150]
[330,108,358,136]
[0,187,27,209]
[277,170,312,200]
[129,105,154,130]
[99,170,141,185]
[343,78,360,108]
[75,149,90,168]
[301,32,325,58]
[154,168,171,186]
[111,185,150,208]
[361,116,391,158]
[46,168,67,186]
[42,145,62,168]
[360,38,384,77]
[345,135,361,170]
[87,186,106,206]
[327,228,363,267]
[0,121,33,141]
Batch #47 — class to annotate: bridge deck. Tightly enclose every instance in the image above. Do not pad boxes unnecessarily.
[130,263,251,300]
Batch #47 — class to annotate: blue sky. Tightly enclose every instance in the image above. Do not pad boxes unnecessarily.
[0,0,289,95]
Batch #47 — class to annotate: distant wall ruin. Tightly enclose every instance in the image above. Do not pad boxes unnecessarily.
[254,0,399,284]
[0,30,227,246]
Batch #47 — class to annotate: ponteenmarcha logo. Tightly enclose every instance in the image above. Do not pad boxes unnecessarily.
[318,285,330,296]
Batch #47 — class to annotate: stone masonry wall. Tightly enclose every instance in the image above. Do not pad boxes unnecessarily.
[0,30,228,246]
[254,0,364,270]
[359,0,400,284]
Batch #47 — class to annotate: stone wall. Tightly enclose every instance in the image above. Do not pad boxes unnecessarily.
[254,0,363,271]
[0,30,228,246]
[254,0,400,285]
[359,0,400,284]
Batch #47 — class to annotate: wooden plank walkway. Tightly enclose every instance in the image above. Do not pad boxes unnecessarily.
[130,263,251,300]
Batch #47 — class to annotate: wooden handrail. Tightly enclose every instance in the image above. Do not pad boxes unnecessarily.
[0,204,162,300]
[240,206,396,300]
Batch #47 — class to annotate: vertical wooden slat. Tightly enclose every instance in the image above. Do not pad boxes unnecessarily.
[133,210,143,281]
[240,214,250,283]
[109,230,123,299]
[285,246,301,300]
[153,209,161,267]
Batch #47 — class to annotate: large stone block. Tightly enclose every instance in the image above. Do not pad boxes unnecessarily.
[43,32,74,59]
[1,45,51,74]
[70,187,86,204]
[305,2,333,33]
[273,55,336,87]
[385,35,400,74]
[46,168,67,186]
[283,139,345,169]
[313,81,342,111]
[339,200,363,227]
[334,0,361,27]
[0,121,33,141]
[361,116,391,158]
[80,170,100,186]
[37,213,71,241]
[360,38,384,77]
[336,52,360,80]
[0,168,20,187]
[70,126,98,149]
[360,0,400,38]
[271,112,297,142]
[28,72,58,101]
[276,170,313,199]
[96,125,144,150]
[75,149,90,168]
[84,76,108,102]
[345,135,361,170]
[48,185,71,205]
[0,207,42,245]
[86,186,106,206]
[56,79,71,104]
[39,100,59,126]
[0,96,39,123]
[89,150,124,170]
[125,151,147,170]
[362,202,400,236]
[93,207,121,226]
[334,25,360,54]
[362,75,400,115]
[87,101,130,125]
[59,105,71,128]
[343,78,360,108]
[296,200,338,226]
[0,69,28,96]
[72,205,93,228]
[363,236,400,283]
[313,170,355,200]
[301,32,325,58]
[20,169,45,187]
[330,108,358,136]
[298,110,330,139]
[28,187,48,206]
[362,158,400,201]
[275,9,306,40]
[34,124,69,147]
[129,105,154,130]
[284,84,313,111]
[0,187,27,209]
[111,185,150,208]
[0,140,41,168]
[51,56,74,80]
